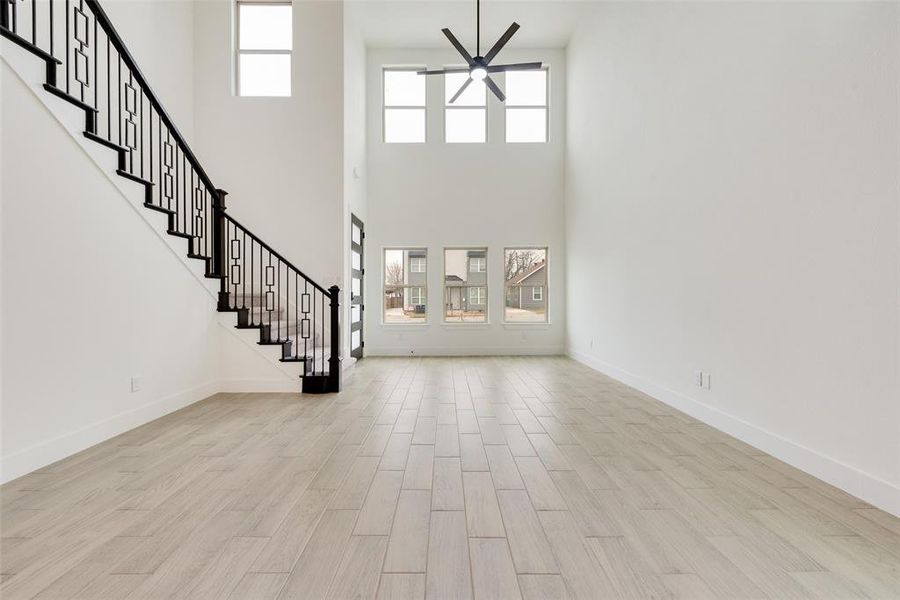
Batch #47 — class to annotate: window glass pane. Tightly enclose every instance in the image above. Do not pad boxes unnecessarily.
[506,108,546,143]
[239,53,290,97]
[384,70,425,106]
[239,4,292,51]
[385,108,425,143]
[445,109,486,143]
[445,248,487,322]
[384,249,427,323]
[504,248,547,322]
[445,73,486,106]
[506,70,546,106]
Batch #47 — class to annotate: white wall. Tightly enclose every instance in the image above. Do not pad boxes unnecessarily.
[1,49,219,482]
[365,47,566,355]
[192,0,344,289]
[565,1,900,514]
[103,0,198,142]
[343,5,367,362]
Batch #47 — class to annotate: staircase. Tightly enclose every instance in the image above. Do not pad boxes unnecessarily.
[1,0,341,393]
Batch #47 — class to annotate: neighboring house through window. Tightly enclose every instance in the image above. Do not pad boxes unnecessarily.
[236,0,292,97]
[504,248,548,322]
[445,248,487,322]
[384,248,428,323]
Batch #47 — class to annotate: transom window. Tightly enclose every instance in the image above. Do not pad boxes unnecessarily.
[384,249,428,323]
[445,71,486,143]
[504,248,548,322]
[236,0,292,97]
[505,68,548,143]
[384,68,426,143]
[445,248,488,323]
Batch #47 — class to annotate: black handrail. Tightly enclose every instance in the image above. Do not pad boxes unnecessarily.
[84,0,216,194]
[221,212,330,296]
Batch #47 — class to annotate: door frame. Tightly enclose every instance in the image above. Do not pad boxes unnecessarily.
[350,214,364,359]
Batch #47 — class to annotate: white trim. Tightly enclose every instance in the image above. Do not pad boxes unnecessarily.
[367,346,564,356]
[567,348,900,517]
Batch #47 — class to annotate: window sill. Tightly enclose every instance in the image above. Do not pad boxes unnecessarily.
[380,322,430,328]
[501,322,551,330]
[441,322,491,329]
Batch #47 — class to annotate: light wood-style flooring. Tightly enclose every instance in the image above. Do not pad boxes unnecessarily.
[2,357,898,599]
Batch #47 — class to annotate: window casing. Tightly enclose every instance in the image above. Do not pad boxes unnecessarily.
[504,248,548,323]
[444,248,488,323]
[236,0,292,97]
[384,68,426,143]
[445,71,486,143]
[384,248,428,323]
[505,68,548,143]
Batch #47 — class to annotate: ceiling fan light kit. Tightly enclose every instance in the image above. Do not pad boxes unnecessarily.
[417,0,543,103]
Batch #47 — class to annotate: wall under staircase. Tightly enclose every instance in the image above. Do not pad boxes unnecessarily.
[0,0,340,484]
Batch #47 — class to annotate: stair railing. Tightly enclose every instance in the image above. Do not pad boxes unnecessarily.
[1,0,340,392]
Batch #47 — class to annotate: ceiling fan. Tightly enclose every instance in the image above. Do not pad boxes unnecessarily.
[417,0,542,103]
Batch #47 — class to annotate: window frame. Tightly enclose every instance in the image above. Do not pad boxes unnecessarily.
[504,66,550,143]
[382,247,429,325]
[235,0,292,98]
[469,257,486,273]
[503,246,549,324]
[383,66,427,143]
[532,286,543,301]
[443,247,489,324]
[469,286,487,305]
[444,68,487,144]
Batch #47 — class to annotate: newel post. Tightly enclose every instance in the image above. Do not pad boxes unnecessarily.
[327,285,342,393]
[213,188,229,310]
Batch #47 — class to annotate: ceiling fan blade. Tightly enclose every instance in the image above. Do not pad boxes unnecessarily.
[442,28,474,65]
[449,77,474,104]
[486,62,542,73]
[417,67,471,75]
[484,75,506,102]
[483,22,520,64]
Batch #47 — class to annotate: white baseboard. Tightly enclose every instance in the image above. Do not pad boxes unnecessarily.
[567,348,900,517]
[218,378,302,393]
[366,346,564,357]
[0,380,218,485]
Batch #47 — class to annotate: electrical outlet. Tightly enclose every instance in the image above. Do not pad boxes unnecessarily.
[131,376,142,393]
[703,373,712,390]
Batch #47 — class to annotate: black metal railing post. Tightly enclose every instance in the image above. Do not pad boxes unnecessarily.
[0,0,11,31]
[213,188,229,310]
[327,285,341,393]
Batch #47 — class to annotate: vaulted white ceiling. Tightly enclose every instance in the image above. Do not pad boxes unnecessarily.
[345,0,587,49]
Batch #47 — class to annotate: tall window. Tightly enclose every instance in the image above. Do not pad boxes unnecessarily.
[505,69,548,143]
[384,68,426,143]
[236,1,292,97]
[504,248,547,322]
[445,72,486,143]
[444,248,487,322]
[384,249,427,323]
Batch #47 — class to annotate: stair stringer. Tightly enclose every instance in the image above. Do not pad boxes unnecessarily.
[1,39,302,388]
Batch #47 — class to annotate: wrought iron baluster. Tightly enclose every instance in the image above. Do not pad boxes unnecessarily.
[65,0,69,93]
[50,0,54,57]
